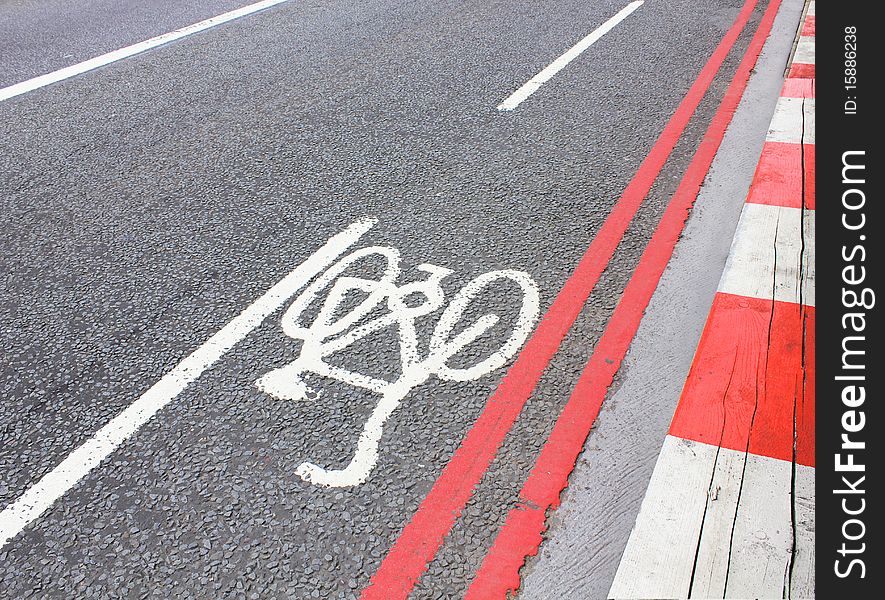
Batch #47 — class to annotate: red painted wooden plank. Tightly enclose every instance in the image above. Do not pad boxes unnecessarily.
[781,77,815,98]
[669,293,814,466]
[789,62,815,78]
[747,142,814,209]
[802,15,815,36]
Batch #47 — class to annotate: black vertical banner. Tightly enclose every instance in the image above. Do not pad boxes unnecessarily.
[816,0,882,596]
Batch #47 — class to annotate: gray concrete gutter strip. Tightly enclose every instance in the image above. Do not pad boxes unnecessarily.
[516,0,806,598]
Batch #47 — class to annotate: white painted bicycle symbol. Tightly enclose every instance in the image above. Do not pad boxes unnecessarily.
[255,241,539,487]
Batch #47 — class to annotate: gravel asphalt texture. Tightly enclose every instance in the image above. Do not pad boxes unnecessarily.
[1,0,781,597]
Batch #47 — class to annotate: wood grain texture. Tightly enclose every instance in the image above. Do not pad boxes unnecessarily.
[801,15,815,36]
[609,441,815,599]
[792,36,815,69]
[572,4,815,596]
[766,97,814,144]
[725,454,794,597]
[669,293,815,466]
[790,465,816,598]
[747,142,815,209]
[609,436,716,599]
[788,62,815,78]
[780,77,815,98]
[717,203,814,306]
[690,446,747,598]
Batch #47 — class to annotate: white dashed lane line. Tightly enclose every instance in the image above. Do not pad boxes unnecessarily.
[496,0,644,111]
[0,0,294,102]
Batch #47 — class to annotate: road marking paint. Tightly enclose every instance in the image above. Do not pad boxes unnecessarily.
[609,437,815,599]
[0,0,293,102]
[465,0,783,594]
[363,0,765,596]
[668,294,815,465]
[718,204,815,306]
[496,1,644,111]
[257,250,539,488]
[0,218,375,549]
[747,142,815,209]
[766,96,815,144]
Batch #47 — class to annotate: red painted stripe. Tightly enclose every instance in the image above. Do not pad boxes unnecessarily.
[360,1,764,597]
[804,143,816,210]
[669,293,815,466]
[802,15,815,36]
[747,141,815,209]
[465,2,784,596]
[789,62,815,78]
[781,77,815,98]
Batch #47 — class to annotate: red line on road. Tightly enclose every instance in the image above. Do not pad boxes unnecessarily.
[465,1,784,596]
[360,1,763,597]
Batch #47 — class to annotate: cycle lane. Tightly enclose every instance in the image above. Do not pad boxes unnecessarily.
[1,0,760,597]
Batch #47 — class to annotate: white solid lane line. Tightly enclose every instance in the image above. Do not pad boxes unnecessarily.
[0,219,376,550]
[0,0,294,103]
[496,0,644,111]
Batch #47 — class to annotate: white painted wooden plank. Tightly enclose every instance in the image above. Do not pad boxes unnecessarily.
[800,205,815,304]
[718,203,815,306]
[767,97,815,144]
[692,456,814,599]
[610,437,816,599]
[793,35,815,67]
[803,97,815,146]
[688,447,747,598]
[807,1,815,17]
[790,464,816,599]
[609,436,717,599]
[724,453,794,597]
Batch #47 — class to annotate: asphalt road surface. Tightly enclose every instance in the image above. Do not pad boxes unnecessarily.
[0,0,799,598]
